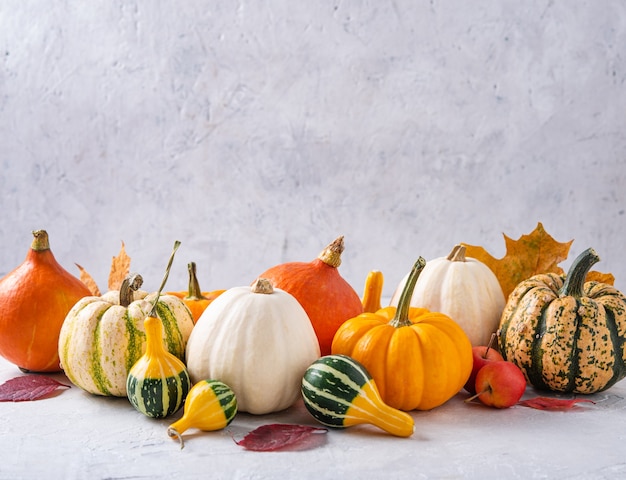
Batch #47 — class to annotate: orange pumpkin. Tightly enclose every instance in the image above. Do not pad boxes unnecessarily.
[168,262,224,323]
[258,236,363,356]
[332,257,473,411]
[0,230,91,372]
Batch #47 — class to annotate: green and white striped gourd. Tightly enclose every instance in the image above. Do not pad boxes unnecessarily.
[126,315,191,418]
[301,354,414,437]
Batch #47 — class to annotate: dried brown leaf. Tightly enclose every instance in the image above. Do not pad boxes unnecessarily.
[108,241,131,291]
[75,263,101,296]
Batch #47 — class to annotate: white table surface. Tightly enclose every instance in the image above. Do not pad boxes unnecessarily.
[1,353,625,480]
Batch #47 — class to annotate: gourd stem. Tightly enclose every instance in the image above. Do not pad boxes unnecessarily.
[318,236,344,268]
[362,270,383,313]
[558,248,600,299]
[119,273,144,308]
[167,426,186,450]
[186,262,208,300]
[446,244,466,262]
[30,230,50,251]
[149,240,181,316]
[389,257,426,328]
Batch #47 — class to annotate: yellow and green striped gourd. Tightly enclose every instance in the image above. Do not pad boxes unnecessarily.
[126,315,191,418]
[167,379,238,449]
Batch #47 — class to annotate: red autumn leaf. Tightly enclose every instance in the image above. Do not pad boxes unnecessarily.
[518,396,595,411]
[235,424,328,452]
[0,375,71,402]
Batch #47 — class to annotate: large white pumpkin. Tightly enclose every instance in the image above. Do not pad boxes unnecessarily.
[185,278,321,415]
[390,245,505,347]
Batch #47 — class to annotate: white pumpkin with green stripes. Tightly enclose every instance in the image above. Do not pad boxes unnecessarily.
[58,274,194,397]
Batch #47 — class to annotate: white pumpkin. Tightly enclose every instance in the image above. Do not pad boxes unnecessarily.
[185,278,321,415]
[58,274,195,397]
[390,245,505,347]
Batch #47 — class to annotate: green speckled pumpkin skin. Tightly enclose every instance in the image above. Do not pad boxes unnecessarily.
[498,249,626,394]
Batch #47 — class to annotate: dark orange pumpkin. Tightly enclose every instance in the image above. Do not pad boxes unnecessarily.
[168,262,224,323]
[0,230,92,372]
[258,236,363,356]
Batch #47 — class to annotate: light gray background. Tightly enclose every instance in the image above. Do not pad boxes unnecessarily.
[1,1,625,298]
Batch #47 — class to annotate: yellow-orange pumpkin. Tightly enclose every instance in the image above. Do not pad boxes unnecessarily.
[332,257,473,411]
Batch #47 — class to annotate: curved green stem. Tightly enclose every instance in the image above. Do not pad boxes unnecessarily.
[149,240,181,316]
[389,257,426,328]
[558,247,600,299]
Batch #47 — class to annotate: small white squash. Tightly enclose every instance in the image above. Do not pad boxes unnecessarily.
[390,245,505,347]
[185,278,321,415]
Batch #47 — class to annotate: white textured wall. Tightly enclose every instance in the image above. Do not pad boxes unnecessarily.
[1,1,625,297]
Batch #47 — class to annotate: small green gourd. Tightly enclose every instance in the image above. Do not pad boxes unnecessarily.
[126,315,191,418]
[167,379,238,449]
[301,354,414,437]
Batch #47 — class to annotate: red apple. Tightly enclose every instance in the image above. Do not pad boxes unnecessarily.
[471,361,527,408]
[463,334,504,395]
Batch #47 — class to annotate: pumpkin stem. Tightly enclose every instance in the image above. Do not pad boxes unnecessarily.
[446,244,467,262]
[389,257,426,328]
[119,273,144,307]
[31,230,51,251]
[251,277,274,294]
[558,248,600,299]
[318,236,344,268]
[149,240,182,316]
[186,262,208,301]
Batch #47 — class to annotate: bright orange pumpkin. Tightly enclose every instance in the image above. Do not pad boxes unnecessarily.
[168,262,225,324]
[0,230,92,372]
[332,257,473,411]
[258,236,363,356]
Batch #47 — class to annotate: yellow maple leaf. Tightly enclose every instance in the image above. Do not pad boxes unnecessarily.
[463,223,614,299]
[586,270,615,285]
[75,241,131,294]
[108,241,131,291]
